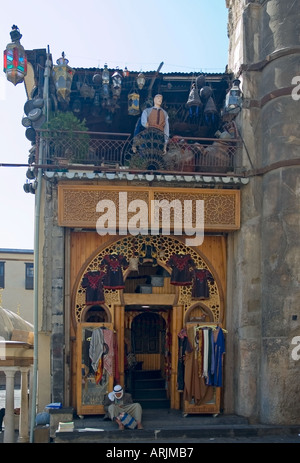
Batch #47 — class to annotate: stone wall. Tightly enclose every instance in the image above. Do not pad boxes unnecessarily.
[42,180,65,404]
[226,0,300,424]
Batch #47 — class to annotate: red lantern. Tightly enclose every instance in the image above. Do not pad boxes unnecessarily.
[3,26,27,86]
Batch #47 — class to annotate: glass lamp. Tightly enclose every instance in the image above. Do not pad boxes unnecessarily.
[136,72,145,90]
[3,25,27,86]
[112,68,122,89]
[123,67,129,78]
[52,52,75,103]
[102,64,110,85]
[224,79,243,112]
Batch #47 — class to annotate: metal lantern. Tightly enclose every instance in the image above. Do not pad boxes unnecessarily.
[112,68,122,89]
[52,52,75,103]
[136,72,145,90]
[80,82,95,99]
[186,82,202,107]
[224,79,243,112]
[102,64,110,85]
[128,91,140,115]
[111,68,122,98]
[123,67,129,78]
[3,25,27,86]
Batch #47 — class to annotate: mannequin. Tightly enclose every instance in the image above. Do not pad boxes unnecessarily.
[141,94,169,153]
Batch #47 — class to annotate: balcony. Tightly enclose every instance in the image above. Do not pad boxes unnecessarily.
[36,127,240,176]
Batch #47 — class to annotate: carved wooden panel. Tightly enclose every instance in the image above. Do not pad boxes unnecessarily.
[58,184,240,231]
[153,189,239,230]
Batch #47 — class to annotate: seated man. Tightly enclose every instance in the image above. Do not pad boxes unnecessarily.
[103,384,143,430]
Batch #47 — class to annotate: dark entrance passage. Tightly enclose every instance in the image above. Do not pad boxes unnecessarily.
[125,308,171,409]
[132,312,165,355]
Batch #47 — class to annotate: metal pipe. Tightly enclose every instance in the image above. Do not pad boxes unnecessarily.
[29,45,51,443]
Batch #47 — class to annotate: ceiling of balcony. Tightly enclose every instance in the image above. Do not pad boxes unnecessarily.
[26,49,232,141]
[71,67,231,139]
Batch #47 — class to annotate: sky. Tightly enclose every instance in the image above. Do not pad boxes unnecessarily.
[0,0,229,250]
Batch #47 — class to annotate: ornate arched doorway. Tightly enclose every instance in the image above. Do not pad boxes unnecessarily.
[72,234,225,414]
[72,234,224,325]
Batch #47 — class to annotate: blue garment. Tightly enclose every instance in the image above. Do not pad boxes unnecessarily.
[207,328,225,387]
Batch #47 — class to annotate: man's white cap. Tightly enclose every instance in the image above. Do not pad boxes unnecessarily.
[108,384,123,401]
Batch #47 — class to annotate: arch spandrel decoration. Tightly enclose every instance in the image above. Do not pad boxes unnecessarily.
[73,235,224,326]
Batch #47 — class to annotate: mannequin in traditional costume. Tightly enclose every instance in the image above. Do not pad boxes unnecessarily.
[141,94,169,153]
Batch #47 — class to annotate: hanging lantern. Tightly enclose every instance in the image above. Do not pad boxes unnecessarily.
[186,82,202,107]
[196,74,206,89]
[80,82,95,99]
[112,68,122,89]
[102,63,110,85]
[224,79,243,113]
[123,66,129,78]
[128,91,140,115]
[136,72,145,90]
[3,25,27,86]
[111,68,122,99]
[72,98,82,114]
[200,85,213,102]
[52,52,75,103]
[204,96,218,115]
[92,73,102,85]
[204,96,218,126]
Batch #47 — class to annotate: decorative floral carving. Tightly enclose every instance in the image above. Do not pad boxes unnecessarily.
[74,235,222,324]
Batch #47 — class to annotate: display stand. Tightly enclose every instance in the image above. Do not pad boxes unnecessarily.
[183,321,224,415]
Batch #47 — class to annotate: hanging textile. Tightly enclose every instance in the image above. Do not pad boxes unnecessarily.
[81,270,106,305]
[103,328,114,377]
[113,331,120,383]
[177,328,193,392]
[195,325,226,387]
[206,327,226,387]
[101,254,129,289]
[166,253,195,286]
[183,325,214,405]
[192,268,214,299]
[89,327,104,384]
[89,327,118,384]
[164,311,172,383]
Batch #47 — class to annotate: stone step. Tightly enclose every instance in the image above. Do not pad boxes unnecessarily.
[135,398,170,409]
[133,387,168,399]
[134,378,165,389]
[133,369,162,379]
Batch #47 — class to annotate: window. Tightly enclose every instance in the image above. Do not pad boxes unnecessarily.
[0,262,4,289]
[25,262,34,290]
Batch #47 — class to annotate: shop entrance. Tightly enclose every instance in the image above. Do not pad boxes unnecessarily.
[124,307,171,409]
[72,233,225,414]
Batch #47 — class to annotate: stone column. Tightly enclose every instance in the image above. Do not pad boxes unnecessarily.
[18,368,29,443]
[4,369,16,443]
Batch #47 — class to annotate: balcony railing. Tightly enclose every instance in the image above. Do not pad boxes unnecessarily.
[35,128,239,174]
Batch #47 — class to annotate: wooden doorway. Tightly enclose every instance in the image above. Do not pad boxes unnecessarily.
[131,311,166,368]
[125,307,171,409]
